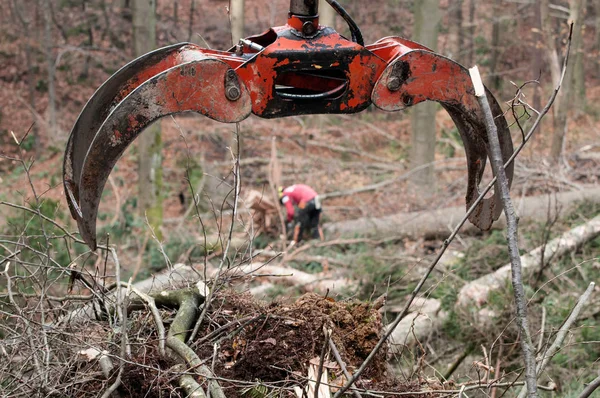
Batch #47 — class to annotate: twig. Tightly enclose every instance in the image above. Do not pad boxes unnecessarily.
[490,341,503,398]
[0,201,109,251]
[319,158,462,200]
[167,336,225,398]
[100,274,130,398]
[481,344,490,383]
[131,232,150,281]
[314,327,331,398]
[516,282,595,398]
[192,315,255,347]
[470,65,538,397]
[0,250,21,268]
[537,306,546,353]
[189,123,242,342]
[578,373,600,398]
[127,285,166,357]
[443,347,471,380]
[328,339,363,398]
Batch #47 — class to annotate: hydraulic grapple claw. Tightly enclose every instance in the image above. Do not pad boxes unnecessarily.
[372,50,514,230]
[64,0,514,249]
[65,51,252,249]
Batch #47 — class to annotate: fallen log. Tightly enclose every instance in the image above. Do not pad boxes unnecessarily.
[386,298,448,352]
[232,263,350,294]
[325,187,600,239]
[457,214,600,309]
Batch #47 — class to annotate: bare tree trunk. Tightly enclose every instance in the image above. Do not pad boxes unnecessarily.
[42,0,57,140]
[550,0,585,162]
[173,0,178,24]
[187,0,195,41]
[447,0,463,61]
[532,0,544,123]
[80,0,93,80]
[12,0,39,150]
[572,0,588,116]
[230,0,244,45]
[596,0,600,77]
[466,0,475,66]
[133,0,164,238]
[307,2,337,137]
[409,0,440,190]
[488,0,502,90]
[541,0,561,94]
[319,0,335,28]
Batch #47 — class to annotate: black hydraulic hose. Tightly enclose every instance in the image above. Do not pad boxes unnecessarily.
[324,0,364,46]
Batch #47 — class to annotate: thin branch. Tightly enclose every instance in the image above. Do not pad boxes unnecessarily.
[100,274,130,398]
[314,327,331,398]
[517,282,595,398]
[189,123,242,342]
[578,373,600,398]
[470,65,538,397]
[329,339,363,398]
[0,200,109,251]
[128,285,166,357]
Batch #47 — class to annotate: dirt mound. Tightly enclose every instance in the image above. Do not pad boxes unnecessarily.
[208,292,387,384]
[52,291,393,397]
[44,289,452,397]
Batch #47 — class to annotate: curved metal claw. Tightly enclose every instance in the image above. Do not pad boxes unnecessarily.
[372,50,514,230]
[64,52,252,249]
[64,43,196,219]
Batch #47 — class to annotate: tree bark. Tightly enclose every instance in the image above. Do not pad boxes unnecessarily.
[80,0,93,80]
[319,0,335,28]
[59,264,200,324]
[488,0,502,90]
[466,0,476,66]
[572,0,588,116]
[133,0,164,238]
[12,0,39,150]
[472,67,538,397]
[447,0,463,62]
[42,0,57,140]
[532,0,544,125]
[409,0,440,190]
[596,0,600,78]
[550,0,584,162]
[230,0,245,45]
[187,0,195,41]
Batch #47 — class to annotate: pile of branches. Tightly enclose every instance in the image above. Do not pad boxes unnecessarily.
[1,266,439,398]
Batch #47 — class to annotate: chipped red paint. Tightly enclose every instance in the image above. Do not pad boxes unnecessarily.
[372,50,476,111]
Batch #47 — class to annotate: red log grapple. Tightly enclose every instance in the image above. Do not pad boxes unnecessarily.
[64,0,514,250]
